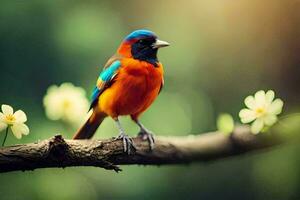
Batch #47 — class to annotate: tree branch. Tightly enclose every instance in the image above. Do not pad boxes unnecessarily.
[0,126,284,173]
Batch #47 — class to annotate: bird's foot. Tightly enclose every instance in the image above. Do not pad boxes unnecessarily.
[138,129,155,150]
[114,132,136,154]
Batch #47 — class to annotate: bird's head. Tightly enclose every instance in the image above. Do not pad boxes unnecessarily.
[117,29,169,65]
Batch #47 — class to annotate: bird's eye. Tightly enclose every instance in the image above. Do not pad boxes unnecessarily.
[138,39,144,43]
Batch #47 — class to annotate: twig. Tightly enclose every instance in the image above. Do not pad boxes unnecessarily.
[0,126,284,173]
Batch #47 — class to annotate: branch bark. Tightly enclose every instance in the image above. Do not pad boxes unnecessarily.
[0,126,284,173]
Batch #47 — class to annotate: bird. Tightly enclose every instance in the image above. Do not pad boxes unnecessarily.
[73,29,169,154]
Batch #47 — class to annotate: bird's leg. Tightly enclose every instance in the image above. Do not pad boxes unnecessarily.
[134,120,155,150]
[114,118,136,154]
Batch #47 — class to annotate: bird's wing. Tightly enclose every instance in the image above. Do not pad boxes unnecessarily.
[159,77,164,94]
[103,54,123,69]
[89,57,122,110]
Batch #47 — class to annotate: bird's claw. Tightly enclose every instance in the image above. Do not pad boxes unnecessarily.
[138,129,155,150]
[114,133,136,154]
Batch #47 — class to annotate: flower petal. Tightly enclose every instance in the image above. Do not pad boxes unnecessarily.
[254,90,266,106]
[266,90,275,103]
[251,119,264,134]
[11,124,22,139]
[239,109,256,123]
[1,104,13,115]
[0,112,5,122]
[263,115,277,126]
[0,122,8,132]
[244,96,256,109]
[11,123,29,139]
[20,124,29,135]
[14,110,27,123]
[269,99,283,115]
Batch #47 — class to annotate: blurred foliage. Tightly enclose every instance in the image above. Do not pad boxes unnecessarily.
[0,0,300,199]
[217,113,234,135]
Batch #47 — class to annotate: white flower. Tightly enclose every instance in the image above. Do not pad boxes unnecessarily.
[239,90,283,134]
[43,83,89,124]
[0,104,29,139]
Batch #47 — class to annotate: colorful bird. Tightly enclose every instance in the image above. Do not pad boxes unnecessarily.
[73,29,169,154]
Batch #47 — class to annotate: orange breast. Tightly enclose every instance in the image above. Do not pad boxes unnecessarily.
[98,58,163,119]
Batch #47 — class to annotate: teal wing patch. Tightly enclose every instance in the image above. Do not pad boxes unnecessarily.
[99,60,121,81]
[90,60,121,110]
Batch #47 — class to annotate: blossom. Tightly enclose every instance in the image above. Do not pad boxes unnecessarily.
[0,104,29,139]
[239,90,283,134]
[43,83,89,124]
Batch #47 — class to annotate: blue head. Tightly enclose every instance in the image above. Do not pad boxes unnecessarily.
[125,29,157,41]
[121,29,169,65]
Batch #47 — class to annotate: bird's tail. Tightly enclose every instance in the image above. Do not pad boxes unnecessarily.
[73,111,107,139]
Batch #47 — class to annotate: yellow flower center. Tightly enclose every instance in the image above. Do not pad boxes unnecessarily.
[5,114,16,125]
[63,100,71,109]
[255,107,266,117]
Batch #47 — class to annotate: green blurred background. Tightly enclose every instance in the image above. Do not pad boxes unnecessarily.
[1,0,300,199]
